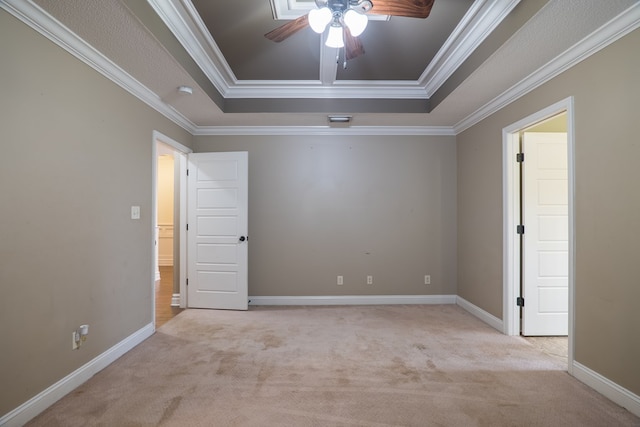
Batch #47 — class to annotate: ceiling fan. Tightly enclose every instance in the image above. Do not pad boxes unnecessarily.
[265,0,435,61]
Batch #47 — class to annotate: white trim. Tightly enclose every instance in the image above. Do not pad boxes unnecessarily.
[146,0,517,100]
[454,2,640,134]
[573,362,640,418]
[0,0,198,134]
[502,129,521,336]
[193,125,456,136]
[177,153,189,309]
[230,80,428,100]
[146,0,236,95]
[421,0,521,97]
[249,295,457,306]
[0,323,154,427]
[152,131,191,316]
[456,296,503,332]
[152,139,159,329]
[501,97,575,373]
[152,131,192,155]
[4,0,638,136]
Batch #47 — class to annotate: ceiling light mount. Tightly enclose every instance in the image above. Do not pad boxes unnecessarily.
[178,85,193,95]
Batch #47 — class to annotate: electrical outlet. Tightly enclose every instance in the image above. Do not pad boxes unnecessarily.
[424,275,431,285]
[337,275,344,285]
[367,275,373,285]
[72,331,79,350]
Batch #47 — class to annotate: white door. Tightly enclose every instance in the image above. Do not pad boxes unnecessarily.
[522,133,568,336]
[187,152,248,310]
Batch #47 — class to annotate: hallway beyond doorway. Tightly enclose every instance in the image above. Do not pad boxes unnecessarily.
[156,266,182,328]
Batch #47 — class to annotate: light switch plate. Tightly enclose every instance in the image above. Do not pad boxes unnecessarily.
[131,206,141,220]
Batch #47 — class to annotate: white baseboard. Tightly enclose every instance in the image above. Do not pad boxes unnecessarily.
[456,296,504,332]
[171,293,180,307]
[0,323,154,427]
[573,361,640,418]
[249,295,457,306]
[6,304,638,426]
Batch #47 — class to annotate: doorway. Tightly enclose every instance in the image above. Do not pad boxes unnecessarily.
[152,131,191,328]
[502,97,575,373]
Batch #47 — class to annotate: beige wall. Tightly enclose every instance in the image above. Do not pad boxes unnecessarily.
[0,10,192,416]
[457,28,640,394]
[194,135,457,297]
[3,1,639,420]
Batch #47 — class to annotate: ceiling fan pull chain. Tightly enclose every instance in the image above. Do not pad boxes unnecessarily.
[335,47,347,69]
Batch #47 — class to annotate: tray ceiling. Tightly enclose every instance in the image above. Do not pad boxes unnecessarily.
[6,0,639,132]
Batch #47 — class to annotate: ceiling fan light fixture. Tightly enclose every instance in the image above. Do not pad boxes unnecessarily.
[343,9,368,37]
[325,24,344,48]
[308,7,332,33]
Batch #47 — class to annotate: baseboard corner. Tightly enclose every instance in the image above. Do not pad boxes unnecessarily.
[572,361,640,418]
[0,323,154,427]
[456,296,504,332]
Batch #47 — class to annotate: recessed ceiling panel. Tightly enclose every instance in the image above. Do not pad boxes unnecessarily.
[336,0,474,81]
[191,0,321,81]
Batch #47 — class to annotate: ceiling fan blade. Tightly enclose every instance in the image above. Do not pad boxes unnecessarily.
[370,0,435,19]
[264,14,309,42]
[344,27,365,61]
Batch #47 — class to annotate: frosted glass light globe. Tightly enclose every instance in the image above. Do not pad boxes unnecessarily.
[343,9,368,37]
[308,7,332,34]
[325,25,344,48]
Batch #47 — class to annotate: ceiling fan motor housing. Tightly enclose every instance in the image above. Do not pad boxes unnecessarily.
[316,0,371,13]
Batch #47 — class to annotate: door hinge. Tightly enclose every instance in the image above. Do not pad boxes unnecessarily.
[516,153,524,162]
[186,278,189,286]
[186,169,189,176]
[517,225,525,234]
[516,297,524,307]
[186,223,189,231]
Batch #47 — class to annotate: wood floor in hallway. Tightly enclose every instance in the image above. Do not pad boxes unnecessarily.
[155,266,182,328]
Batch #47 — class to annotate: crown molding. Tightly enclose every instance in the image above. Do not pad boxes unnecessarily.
[420,0,521,97]
[0,0,198,134]
[192,125,456,136]
[7,0,636,138]
[146,0,236,96]
[229,80,428,99]
[453,1,640,134]
[151,0,516,100]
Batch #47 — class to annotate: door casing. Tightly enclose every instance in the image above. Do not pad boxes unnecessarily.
[502,97,575,373]
[152,131,192,328]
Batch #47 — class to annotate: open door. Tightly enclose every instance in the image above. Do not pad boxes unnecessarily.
[187,152,248,310]
[522,132,568,336]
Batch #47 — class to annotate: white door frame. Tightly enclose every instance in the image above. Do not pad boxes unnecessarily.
[502,97,575,372]
[152,131,192,328]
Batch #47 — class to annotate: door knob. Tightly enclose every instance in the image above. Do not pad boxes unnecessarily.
[239,236,246,242]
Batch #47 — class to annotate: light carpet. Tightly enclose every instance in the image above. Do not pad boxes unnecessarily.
[27,305,639,426]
